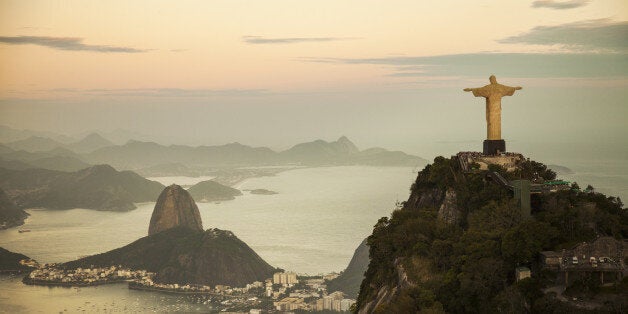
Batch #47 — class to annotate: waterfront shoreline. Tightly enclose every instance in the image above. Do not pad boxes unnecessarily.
[22,277,129,287]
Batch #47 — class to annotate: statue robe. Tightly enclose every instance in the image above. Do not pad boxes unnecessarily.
[469,83,518,140]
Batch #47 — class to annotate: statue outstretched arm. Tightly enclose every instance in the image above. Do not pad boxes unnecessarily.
[503,86,522,96]
[464,87,488,97]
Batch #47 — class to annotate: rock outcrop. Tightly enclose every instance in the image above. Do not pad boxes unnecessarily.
[38,180,276,287]
[437,188,461,224]
[405,187,444,210]
[358,258,416,314]
[148,184,203,235]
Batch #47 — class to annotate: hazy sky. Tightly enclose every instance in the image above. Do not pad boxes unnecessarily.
[0,0,627,158]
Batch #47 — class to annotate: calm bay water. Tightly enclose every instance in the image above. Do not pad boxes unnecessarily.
[0,166,416,274]
[0,166,415,312]
[0,276,214,313]
[0,161,625,312]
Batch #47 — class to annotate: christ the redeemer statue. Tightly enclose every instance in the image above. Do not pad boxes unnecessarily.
[464,75,521,155]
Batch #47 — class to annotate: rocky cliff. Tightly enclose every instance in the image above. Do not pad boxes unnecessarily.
[148,185,203,235]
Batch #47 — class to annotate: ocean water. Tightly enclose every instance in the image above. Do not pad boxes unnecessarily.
[0,166,416,274]
[1,161,625,312]
[0,276,215,313]
[0,166,415,312]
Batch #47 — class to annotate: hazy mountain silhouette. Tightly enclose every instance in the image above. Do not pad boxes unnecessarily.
[0,165,164,211]
[3,132,113,155]
[66,133,115,153]
[0,146,91,172]
[5,136,65,152]
[86,136,425,170]
[0,125,76,144]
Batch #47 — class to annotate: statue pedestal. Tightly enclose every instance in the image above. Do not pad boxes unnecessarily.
[483,140,505,155]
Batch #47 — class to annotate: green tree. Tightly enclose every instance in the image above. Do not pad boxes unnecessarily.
[501,221,558,266]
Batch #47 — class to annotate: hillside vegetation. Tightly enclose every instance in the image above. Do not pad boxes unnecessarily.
[63,227,277,287]
[356,156,627,313]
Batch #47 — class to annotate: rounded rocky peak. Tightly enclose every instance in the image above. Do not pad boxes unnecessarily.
[148,184,203,236]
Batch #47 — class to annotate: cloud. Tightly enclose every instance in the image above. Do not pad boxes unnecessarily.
[0,36,148,53]
[532,0,589,9]
[387,72,429,77]
[242,36,359,44]
[300,52,628,78]
[45,88,268,98]
[498,19,628,52]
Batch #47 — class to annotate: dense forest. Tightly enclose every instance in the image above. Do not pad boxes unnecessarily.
[356,156,627,313]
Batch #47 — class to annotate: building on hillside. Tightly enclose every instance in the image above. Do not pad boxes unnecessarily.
[274,296,307,311]
[540,251,562,270]
[515,267,531,282]
[322,291,345,311]
[511,179,531,219]
[273,271,298,286]
[541,237,625,286]
[456,152,524,173]
[340,299,356,311]
[323,272,340,281]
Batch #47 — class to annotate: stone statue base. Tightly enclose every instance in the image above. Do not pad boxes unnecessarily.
[483,139,505,155]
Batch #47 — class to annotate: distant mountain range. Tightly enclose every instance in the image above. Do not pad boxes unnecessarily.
[0,165,164,211]
[0,125,76,144]
[0,127,426,173]
[5,133,114,154]
[85,136,426,171]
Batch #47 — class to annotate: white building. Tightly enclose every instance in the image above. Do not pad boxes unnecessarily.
[272,271,298,285]
[341,299,356,311]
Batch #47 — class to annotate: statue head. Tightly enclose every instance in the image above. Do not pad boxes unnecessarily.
[489,75,497,84]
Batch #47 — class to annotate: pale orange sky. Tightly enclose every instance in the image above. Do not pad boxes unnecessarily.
[0,0,626,157]
[1,0,626,96]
